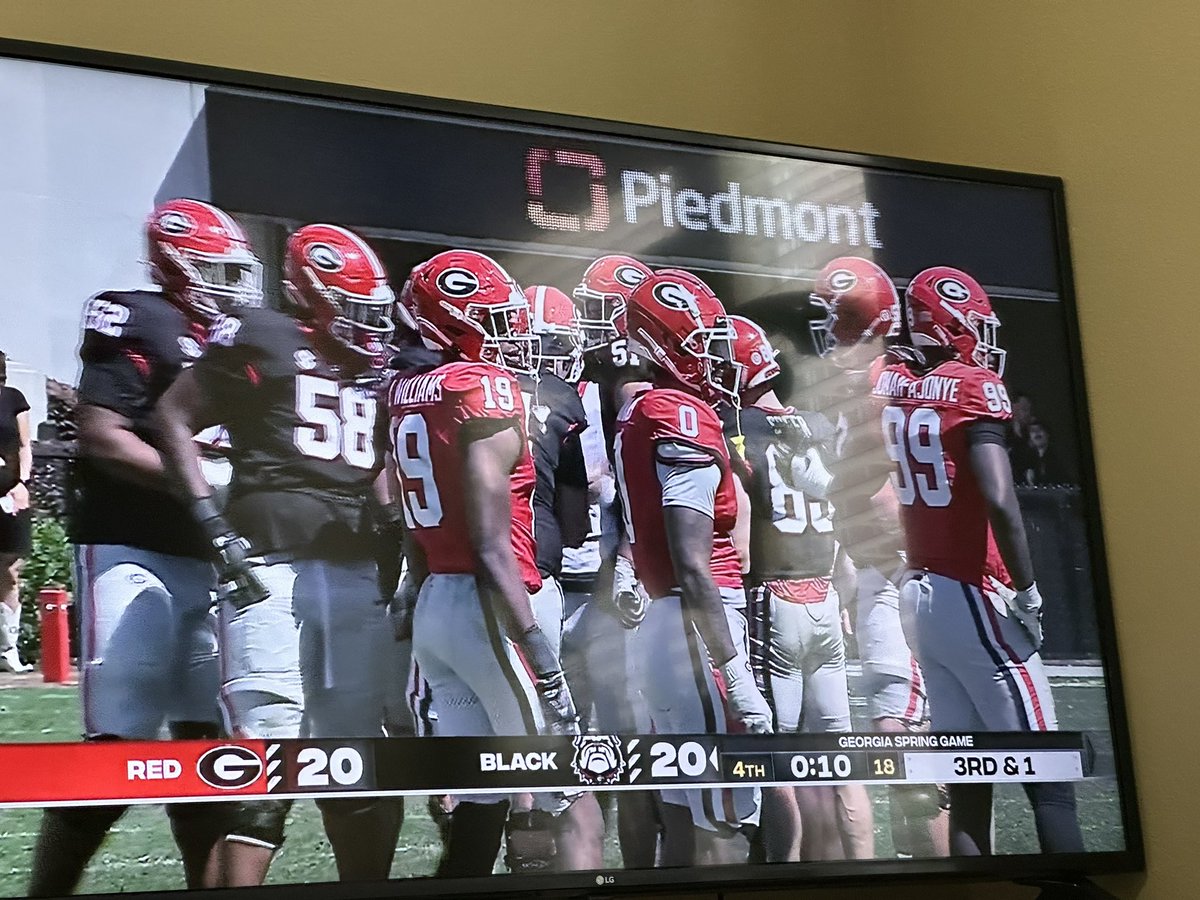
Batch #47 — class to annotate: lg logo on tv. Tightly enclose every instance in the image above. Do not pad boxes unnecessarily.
[594,874,616,886]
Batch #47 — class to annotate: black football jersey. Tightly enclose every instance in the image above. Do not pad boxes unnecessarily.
[722,404,837,581]
[519,372,588,578]
[580,337,651,458]
[387,334,444,377]
[71,290,210,558]
[193,308,387,559]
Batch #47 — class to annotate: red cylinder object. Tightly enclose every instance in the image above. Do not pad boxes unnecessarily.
[38,587,71,684]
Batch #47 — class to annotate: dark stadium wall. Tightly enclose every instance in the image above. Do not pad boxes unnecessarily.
[0,1,1190,897]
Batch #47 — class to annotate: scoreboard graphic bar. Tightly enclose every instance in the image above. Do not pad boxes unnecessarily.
[0,733,1095,809]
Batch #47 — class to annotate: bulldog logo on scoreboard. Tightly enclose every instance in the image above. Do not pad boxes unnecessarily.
[570,735,626,787]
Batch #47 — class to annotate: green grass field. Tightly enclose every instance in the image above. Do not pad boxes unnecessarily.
[0,675,1126,896]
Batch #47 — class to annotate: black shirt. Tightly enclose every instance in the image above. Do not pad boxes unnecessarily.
[721,404,838,581]
[0,386,29,495]
[519,372,588,578]
[193,308,388,559]
[71,290,210,558]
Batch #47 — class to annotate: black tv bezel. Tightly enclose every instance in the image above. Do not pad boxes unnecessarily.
[0,36,1144,899]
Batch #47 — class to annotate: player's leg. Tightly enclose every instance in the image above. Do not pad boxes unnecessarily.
[295,560,400,881]
[638,595,758,866]
[940,578,1083,854]
[211,561,304,887]
[806,580,866,863]
[414,574,513,877]
[583,593,660,868]
[160,555,226,887]
[30,545,178,895]
[855,565,948,859]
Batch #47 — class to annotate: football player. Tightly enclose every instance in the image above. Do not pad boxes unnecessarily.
[389,250,579,877]
[617,269,771,866]
[810,257,949,859]
[154,224,401,885]
[560,254,660,868]
[721,314,874,862]
[29,199,260,896]
[875,266,1083,855]
[505,284,604,873]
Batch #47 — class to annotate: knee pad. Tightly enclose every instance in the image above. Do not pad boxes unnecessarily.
[891,783,945,823]
[504,809,557,874]
[224,799,292,852]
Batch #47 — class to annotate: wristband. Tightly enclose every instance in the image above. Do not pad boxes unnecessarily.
[515,624,559,678]
[190,496,228,541]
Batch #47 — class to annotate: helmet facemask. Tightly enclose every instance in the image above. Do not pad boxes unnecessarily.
[572,286,624,352]
[162,243,263,322]
[970,310,1006,375]
[537,331,583,383]
[464,298,539,376]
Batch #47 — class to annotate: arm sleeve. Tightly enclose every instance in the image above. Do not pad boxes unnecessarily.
[967,420,1009,447]
[8,389,29,416]
[557,432,589,490]
[656,449,721,518]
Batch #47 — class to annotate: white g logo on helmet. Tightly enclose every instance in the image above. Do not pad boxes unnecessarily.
[436,268,481,298]
[307,243,345,273]
[934,277,972,303]
[651,281,697,311]
[158,211,196,236]
[828,269,858,293]
[614,265,647,289]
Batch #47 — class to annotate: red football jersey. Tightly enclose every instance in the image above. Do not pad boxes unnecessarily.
[388,360,541,593]
[614,387,742,599]
[872,358,1014,589]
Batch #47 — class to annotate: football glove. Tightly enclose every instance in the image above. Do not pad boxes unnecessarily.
[785,447,834,500]
[611,555,647,629]
[192,497,269,610]
[516,624,579,736]
[719,656,774,735]
[387,570,420,642]
[1008,581,1045,650]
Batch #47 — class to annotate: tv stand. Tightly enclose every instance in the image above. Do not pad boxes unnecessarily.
[1018,876,1119,899]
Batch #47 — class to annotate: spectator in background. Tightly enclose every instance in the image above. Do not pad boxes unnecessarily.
[0,351,33,673]
[1023,420,1073,486]
[1006,390,1037,481]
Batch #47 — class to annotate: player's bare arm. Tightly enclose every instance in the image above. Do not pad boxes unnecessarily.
[152,369,221,503]
[154,369,268,608]
[731,472,752,576]
[462,422,539,634]
[968,434,1035,589]
[663,504,737,667]
[76,404,168,491]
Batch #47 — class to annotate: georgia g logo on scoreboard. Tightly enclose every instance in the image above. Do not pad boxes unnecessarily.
[196,745,264,790]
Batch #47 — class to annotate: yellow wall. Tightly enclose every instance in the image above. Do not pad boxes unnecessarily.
[2,1,1193,896]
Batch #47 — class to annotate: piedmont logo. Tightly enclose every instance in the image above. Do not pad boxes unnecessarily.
[196,746,264,790]
[571,735,626,787]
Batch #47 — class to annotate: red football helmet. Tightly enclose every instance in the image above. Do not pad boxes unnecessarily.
[905,266,1005,374]
[526,285,583,383]
[146,198,262,322]
[809,256,900,356]
[410,250,537,375]
[729,315,780,397]
[284,224,395,359]
[627,269,737,402]
[394,261,425,336]
[572,255,653,351]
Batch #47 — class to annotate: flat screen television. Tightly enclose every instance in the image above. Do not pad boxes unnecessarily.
[0,39,1141,900]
